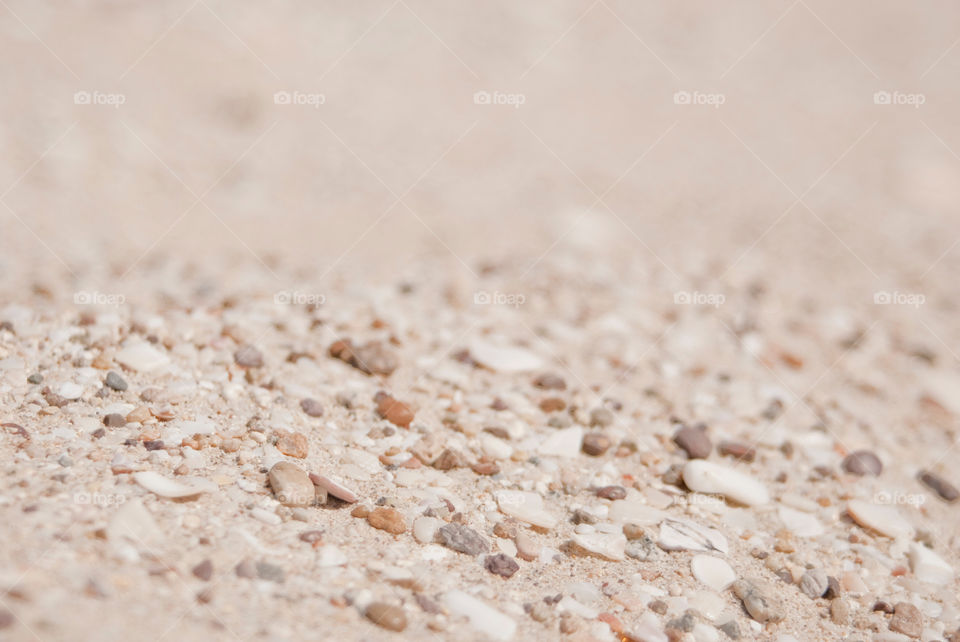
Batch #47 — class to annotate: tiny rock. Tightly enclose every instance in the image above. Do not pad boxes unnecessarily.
[234,345,264,368]
[367,507,407,534]
[673,425,712,459]
[104,371,128,391]
[798,568,829,599]
[365,602,407,632]
[437,523,488,555]
[376,392,415,428]
[268,462,315,507]
[300,398,324,417]
[888,602,922,638]
[732,579,785,623]
[275,430,309,458]
[485,553,520,578]
[581,432,611,456]
[682,460,769,506]
[691,554,736,591]
[841,450,883,476]
[917,470,959,503]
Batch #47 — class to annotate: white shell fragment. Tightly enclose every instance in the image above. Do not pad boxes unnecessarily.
[691,555,737,591]
[469,340,542,373]
[571,532,626,561]
[846,500,914,539]
[682,460,769,506]
[115,341,170,372]
[443,589,517,641]
[133,471,214,499]
[658,518,728,553]
[311,474,358,503]
[907,542,953,585]
[496,490,559,529]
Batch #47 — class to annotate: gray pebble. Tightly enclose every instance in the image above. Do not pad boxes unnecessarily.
[841,450,882,476]
[732,579,785,623]
[673,425,712,459]
[718,620,740,639]
[27,373,43,384]
[799,568,829,599]
[437,523,488,556]
[104,371,128,391]
[255,561,285,582]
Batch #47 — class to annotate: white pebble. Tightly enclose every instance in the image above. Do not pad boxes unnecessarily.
[682,460,769,506]
[691,555,736,591]
[58,382,84,400]
[496,490,559,529]
[571,532,626,561]
[777,506,824,538]
[468,340,542,373]
[115,341,170,372]
[847,499,914,539]
[413,516,441,544]
[443,589,517,641]
[907,542,953,585]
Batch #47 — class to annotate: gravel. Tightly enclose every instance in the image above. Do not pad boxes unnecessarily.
[437,523,489,556]
[104,371,128,391]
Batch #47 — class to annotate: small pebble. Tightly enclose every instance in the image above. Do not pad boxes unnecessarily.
[596,485,626,500]
[484,553,519,578]
[268,462,315,507]
[717,440,755,462]
[27,373,43,384]
[330,339,398,375]
[841,450,882,476]
[299,398,324,417]
[533,373,566,390]
[888,602,922,638]
[192,559,213,581]
[798,568,828,599]
[589,407,614,427]
[375,392,415,428]
[830,599,850,625]
[299,530,324,544]
[581,432,611,456]
[691,554,736,591]
[917,470,959,503]
[731,578,784,623]
[718,620,740,639]
[309,474,358,503]
[515,531,540,561]
[255,562,285,583]
[437,523,488,555]
[683,460,769,506]
[104,371,128,391]
[275,430,308,458]
[365,602,407,632]
[234,345,264,368]
[673,425,712,459]
[367,507,407,534]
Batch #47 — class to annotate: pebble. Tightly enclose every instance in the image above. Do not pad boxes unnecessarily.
[907,542,953,585]
[116,341,169,372]
[375,392,415,428]
[533,373,566,390]
[365,602,407,632]
[581,432,611,456]
[58,382,84,400]
[256,562,285,582]
[309,474,358,503]
[798,568,828,599]
[540,426,583,457]
[234,345,264,367]
[682,460,769,506]
[329,339,398,375]
[485,553,520,578]
[830,599,850,625]
[0,608,12,629]
[443,589,517,641]
[268,462,316,507]
[717,440,755,462]
[104,371,128,391]
[673,425,712,459]
[571,532,626,560]
[658,519,728,553]
[27,373,43,384]
[191,559,213,581]
[468,339,542,373]
[515,531,540,561]
[596,485,627,500]
[847,499,914,539]
[496,491,560,529]
[133,471,213,499]
[367,507,407,534]
[889,602,922,638]
[917,470,959,503]
[691,555,736,591]
[841,450,883,476]
[299,398,324,417]
[718,620,740,639]
[589,407,614,427]
[437,523,488,555]
[103,413,126,427]
[107,498,158,543]
[275,430,308,458]
[413,516,441,544]
[731,578,785,623]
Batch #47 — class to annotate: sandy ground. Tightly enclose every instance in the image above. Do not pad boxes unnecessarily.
[1,1,960,641]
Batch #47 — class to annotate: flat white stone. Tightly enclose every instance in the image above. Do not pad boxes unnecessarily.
[683,460,769,506]
[413,516,441,544]
[539,426,583,458]
[907,542,953,585]
[58,382,84,400]
[571,532,626,561]
[133,471,214,499]
[115,341,170,372]
[847,499,914,539]
[778,506,824,538]
[691,555,736,591]
[469,340,542,373]
[443,589,516,641]
[608,499,668,526]
[496,490,559,529]
[658,518,728,553]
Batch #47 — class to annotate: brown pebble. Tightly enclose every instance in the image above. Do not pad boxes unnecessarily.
[493,520,518,539]
[367,507,407,534]
[365,602,407,632]
[830,599,850,625]
[649,600,668,615]
[484,553,520,578]
[0,608,13,629]
[889,602,922,638]
[596,485,627,500]
[718,440,756,462]
[300,398,324,417]
[673,425,712,459]
[842,450,883,476]
[235,560,257,578]
[582,432,611,456]
[597,612,623,634]
[220,438,241,453]
[432,448,467,470]
[559,614,579,634]
[126,406,151,424]
[873,600,894,614]
[299,530,324,544]
[532,373,566,390]
[471,460,500,476]
[275,430,309,458]
[351,505,370,518]
[623,524,646,540]
[375,392,415,428]
[234,345,264,368]
[330,339,398,376]
[268,461,315,507]
[143,440,164,451]
[917,470,959,503]
[191,559,213,581]
[103,413,126,427]
[539,397,566,413]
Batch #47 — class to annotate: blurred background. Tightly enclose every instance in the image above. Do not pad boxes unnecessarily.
[0,1,958,308]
